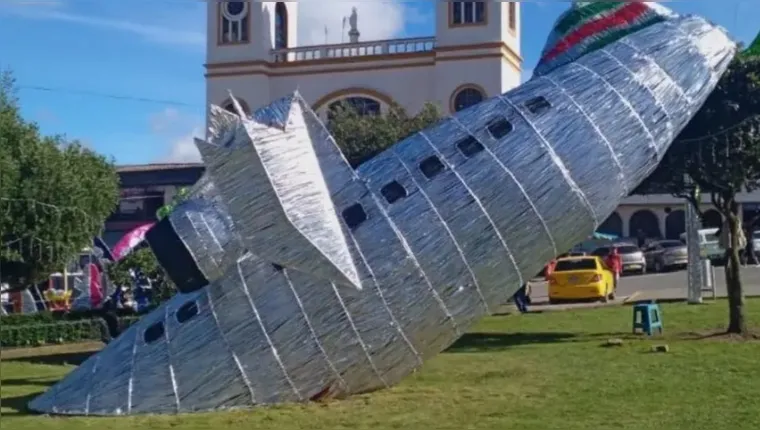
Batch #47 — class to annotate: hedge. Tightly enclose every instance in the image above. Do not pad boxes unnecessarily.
[0,314,140,348]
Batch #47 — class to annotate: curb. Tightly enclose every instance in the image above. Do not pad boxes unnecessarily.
[499,296,633,315]
[621,292,760,305]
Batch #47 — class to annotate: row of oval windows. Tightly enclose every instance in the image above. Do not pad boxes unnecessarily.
[141,95,551,345]
[341,95,552,230]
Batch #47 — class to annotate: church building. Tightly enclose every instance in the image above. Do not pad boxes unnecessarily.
[204,1,522,119]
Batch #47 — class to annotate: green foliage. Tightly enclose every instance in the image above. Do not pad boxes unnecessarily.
[0,314,139,347]
[741,31,759,58]
[636,56,760,333]
[106,247,177,306]
[326,101,443,167]
[0,70,120,289]
[636,56,760,206]
[156,187,190,220]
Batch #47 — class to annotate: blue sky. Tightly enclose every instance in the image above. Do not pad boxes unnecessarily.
[0,1,757,165]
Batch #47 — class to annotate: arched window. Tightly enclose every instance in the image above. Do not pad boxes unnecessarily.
[328,97,381,119]
[629,209,662,243]
[274,2,288,50]
[452,86,485,113]
[219,1,250,44]
[665,210,686,240]
[598,212,624,238]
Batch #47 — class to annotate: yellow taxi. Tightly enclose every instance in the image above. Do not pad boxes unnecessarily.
[547,256,615,303]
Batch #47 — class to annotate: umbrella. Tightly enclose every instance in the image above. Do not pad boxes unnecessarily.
[111,223,155,262]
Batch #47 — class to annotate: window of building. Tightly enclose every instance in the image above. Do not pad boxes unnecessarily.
[452,87,485,113]
[342,203,367,230]
[451,1,487,26]
[380,181,407,204]
[509,2,517,31]
[274,2,288,49]
[525,96,551,115]
[456,136,485,158]
[144,322,165,344]
[486,117,513,139]
[328,97,381,120]
[419,156,446,179]
[176,301,199,324]
[219,1,250,45]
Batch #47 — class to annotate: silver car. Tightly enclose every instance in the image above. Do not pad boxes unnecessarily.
[591,244,647,275]
[643,240,688,272]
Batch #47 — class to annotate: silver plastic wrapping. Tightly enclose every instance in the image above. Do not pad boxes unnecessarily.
[30,14,736,416]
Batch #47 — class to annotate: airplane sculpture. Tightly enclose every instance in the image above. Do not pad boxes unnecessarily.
[30,2,736,416]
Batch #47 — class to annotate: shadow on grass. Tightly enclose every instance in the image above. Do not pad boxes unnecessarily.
[1,391,40,416]
[6,350,96,367]
[1,377,57,387]
[446,332,577,353]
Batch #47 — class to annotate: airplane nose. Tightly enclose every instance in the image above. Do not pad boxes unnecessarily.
[685,18,737,78]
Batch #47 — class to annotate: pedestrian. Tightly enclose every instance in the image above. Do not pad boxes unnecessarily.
[605,247,623,291]
[545,258,557,282]
[636,229,646,248]
[512,282,529,313]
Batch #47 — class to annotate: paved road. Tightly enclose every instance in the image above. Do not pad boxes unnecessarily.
[528,266,760,305]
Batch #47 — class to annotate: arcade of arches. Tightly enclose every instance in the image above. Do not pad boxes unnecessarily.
[597,207,725,243]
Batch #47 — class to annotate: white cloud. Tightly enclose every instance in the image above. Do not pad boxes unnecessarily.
[296,1,412,45]
[7,8,205,50]
[148,108,203,163]
[165,128,204,163]
[3,1,416,50]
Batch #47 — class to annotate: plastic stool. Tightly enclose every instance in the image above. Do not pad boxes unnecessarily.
[632,301,663,336]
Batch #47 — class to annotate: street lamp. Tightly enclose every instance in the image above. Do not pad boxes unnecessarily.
[684,174,704,304]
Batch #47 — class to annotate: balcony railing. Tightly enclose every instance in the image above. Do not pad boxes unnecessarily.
[272,36,436,63]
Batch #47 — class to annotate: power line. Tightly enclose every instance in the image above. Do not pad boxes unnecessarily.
[17,85,199,107]
[675,114,760,144]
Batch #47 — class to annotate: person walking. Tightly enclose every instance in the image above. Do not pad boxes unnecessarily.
[605,247,623,292]
[512,282,529,314]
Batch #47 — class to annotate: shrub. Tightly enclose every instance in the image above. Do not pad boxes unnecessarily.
[0,314,140,348]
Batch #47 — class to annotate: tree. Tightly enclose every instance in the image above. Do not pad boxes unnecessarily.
[0,70,120,291]
[156,186,190,220]
[106,247,176,308]
[326,101,443,167]
[636,55,760,335]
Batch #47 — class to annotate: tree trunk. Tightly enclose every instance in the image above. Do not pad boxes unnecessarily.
[725,211,747,335]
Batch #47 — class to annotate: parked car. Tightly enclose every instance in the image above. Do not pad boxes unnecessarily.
[591,243,647,275]
[679,228,724,264]
[547,256,615,303]
[643,240,688,272]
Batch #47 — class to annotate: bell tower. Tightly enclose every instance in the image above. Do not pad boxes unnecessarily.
[205,2,298,116]
[432,1,522,114]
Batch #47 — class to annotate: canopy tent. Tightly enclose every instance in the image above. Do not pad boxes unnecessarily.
[592,232,619,240]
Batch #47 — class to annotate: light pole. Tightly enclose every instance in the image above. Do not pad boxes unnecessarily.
[684,174,704,304]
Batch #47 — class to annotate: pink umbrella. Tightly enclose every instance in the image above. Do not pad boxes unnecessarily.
[111,223,155,262]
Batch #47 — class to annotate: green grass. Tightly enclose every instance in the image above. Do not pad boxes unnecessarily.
[3,301,760,430]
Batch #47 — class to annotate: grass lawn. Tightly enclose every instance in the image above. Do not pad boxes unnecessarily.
[2,300,760,430]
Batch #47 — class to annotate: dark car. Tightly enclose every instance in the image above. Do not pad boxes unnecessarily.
[643,240,688,272]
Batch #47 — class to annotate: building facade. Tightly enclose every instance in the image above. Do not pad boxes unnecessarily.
[105,164,204,247]
[200,1,759,244]
[204,1,522,119]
